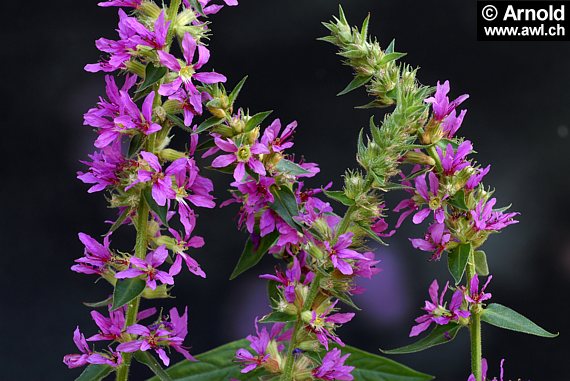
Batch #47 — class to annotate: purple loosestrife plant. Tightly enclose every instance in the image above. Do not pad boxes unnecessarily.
[322,6,557,381]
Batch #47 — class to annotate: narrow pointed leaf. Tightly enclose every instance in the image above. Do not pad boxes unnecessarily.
[385,39,396,54]
[83,296,113,308]
[323,190,355,206]
[195,116,224,134]
[337,75,372,96]
[75,364,114,381]
[360,13,370,39]
[112,277,146,310]
[380,52,407,65]
[481,303,558,338]
[229,231,279,280]
[381,323,463,354]
[448,190,469,211]
[267,280,280,308]
[134,351,173,381]
[143,188,169,227]
[447,243,471,285]
[187,0,205,17]
[275,159,310,176]
[108,207,132,234]
[259,311,297,323]
[228,75,248,105]
[128,134,145,158]
[329,288,360,310]
[138,64,167,93]
[244,111,273,132]
[269,186,303,232]
[355,221,388,246]
[167,114,193,133]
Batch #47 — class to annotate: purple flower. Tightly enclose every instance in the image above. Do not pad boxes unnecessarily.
[410,223,451,260]
[468,358,505,381]
[415,172,448,224]
[353,252,381,280]
[72,233,112,275]
[127,151,177,206]
[98,0,142,7]
[309,301,355,350]
[436,140,473,175]
[126,11,169,50]
[88,306,156,342]
[370,217,396,238]
[169,228,206,278]
[409,280,470,337]
[465,165,490,190]
[235,320,288,374]
[425,80,469,121]
[324,232,370,276]
[260,256,302,303]
[442,109,467,138]
[117,307,195,366]
[261,119,296,153]
[463,274,493,305]
[117,91,162,136]
[115,246,176,290]
[78,140,126,193]
[211,137,269,182]
[313,348,354,381]
[63,327,93,368]
[85,10,139,73]
[158,33,226,97]
[470,198,519,232]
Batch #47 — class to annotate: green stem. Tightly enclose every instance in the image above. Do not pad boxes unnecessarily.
[167,0,182,20]
[426,145,443,173]
[116,197,150,381]
[466,258,482,381]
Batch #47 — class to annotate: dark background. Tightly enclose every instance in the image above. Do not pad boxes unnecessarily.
[2,0,569,380]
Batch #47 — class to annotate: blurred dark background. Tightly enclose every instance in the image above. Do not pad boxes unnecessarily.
[2,0,569,380]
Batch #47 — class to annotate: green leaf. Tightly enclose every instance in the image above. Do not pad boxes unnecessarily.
[187,0,205,17]
[342,345,433,380]
[337,75,372,96]
[195,116,224,134]
[112,277,146,311]
[75,364,114,381]
[474,250,489,276]
[274,159,310,176]
[259,311,297,323]
[481,303,558,338]
[147,339,261,381]
[356,221,388,246]
[150,340,432,381]
[167,114,193,133]
[329,288,360,310]
[244,111,273,132]
[143,187,169,227]
[228,75,248,105]
[380,52,407,65]
[229,231,279,280]
[128,134,145,158]
[83,296,113,309]
[448,189,469,211]
[381,323,463,355]
[269,186,303,232]
[360,13,370,40]
[107,207,132,234]
[134,351,173,381]
[385,39,396,54]
[267,280,280,308]
[138,64,167,93]
[323,190,355,206]
[196,138,215,151]
[447,243,471,285]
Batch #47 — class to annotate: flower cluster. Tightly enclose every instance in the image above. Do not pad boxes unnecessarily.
[67,0,236,376]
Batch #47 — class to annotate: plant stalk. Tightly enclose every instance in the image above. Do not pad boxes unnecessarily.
[116,197,150,381]
[466,258,482,381]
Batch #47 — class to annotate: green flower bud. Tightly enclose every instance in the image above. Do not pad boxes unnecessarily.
[403,151,436,166]
[300,310,313,324]
[138,1,162,19]
[124,60,146,77]
[159,148,186,162]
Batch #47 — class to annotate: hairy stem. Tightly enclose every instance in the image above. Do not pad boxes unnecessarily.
[116,197,150,381]
[466,258,482,381]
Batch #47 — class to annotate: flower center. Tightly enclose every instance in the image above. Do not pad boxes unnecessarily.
[428,196,441,210]
[179,65,195,82]
[237,145,252,162]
